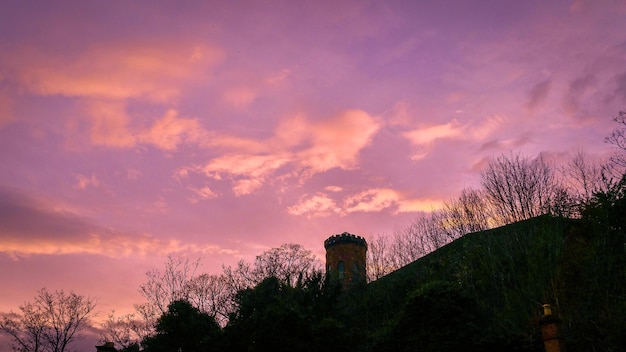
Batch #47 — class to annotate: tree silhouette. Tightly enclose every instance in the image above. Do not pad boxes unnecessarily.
[0,288,95,352]
[481,152,565,224]
[141,300,221,352]
[606,111,626,152]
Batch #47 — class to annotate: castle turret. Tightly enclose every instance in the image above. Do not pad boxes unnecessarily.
[324,232,367,287]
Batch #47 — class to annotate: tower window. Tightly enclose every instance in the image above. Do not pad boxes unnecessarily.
[338,261,345,280]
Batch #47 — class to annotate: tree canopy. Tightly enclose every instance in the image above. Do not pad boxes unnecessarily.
[141,300,221,352]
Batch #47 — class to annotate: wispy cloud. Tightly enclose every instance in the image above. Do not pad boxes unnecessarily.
[143,109,205,151]
[344,188,402,213]
[82,103,207,150]
[287,193,341,218]
[84,100,136,148]
[287,188,443,218]
[3,42,224,103]
[402,115,504,159]
[403,120,462,145]
[0,188,236,258]
[296,110,381,173]
[74,173,100,190]
[188,186,220,203]
[195,153,291,196]
[526,79,551,111]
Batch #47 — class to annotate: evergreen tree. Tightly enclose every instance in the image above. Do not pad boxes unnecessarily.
[141,300,222,352]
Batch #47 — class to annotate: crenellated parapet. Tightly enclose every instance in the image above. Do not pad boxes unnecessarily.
[324,232,368,250]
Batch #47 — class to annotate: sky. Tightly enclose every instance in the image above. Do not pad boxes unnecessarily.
[1,0,625,348]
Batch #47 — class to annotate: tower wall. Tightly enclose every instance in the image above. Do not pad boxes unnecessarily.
[324,232,367,287]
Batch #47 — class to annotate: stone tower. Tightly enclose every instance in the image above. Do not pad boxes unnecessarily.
[324,232,367,287]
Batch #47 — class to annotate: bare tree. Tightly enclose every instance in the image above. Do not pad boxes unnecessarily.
[184,273,230,326]
[366,233,395,281]
[138,255,200,316]
[118,244,322,341]
[606,111,626,152]
[100,312,144,351]
[414,211,451,251]
[251,243,321,286]
[221,243,322,319]
[131,255,201,341]
[221,260,256,296]
[439,188,491,238]
[604,111,626,179]
[0,288,96,352]
[560,150,615,207]
[480,152,564,225]
[387,213,445,270]
[222,243,321,290]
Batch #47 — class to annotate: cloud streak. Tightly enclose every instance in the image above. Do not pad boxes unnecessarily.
[2,42,223,103]
[288,188,443,218]
[402,115,504,159]
[0,188,236,259]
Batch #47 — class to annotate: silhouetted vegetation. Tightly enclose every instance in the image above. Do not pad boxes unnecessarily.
[100,163,624,352]
[141,300,221,352]
[0,288,96,352]
[5,113,619,351]
[118,183,624,351]
[377,281,484,352]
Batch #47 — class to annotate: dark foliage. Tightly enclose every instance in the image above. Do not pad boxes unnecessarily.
[136,172,626,352]
[558,173,626,352]
[141,300,222,352]
[223,274,347,352]
[375,281,483,352]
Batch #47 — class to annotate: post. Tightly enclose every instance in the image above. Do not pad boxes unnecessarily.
[539,304,565,352]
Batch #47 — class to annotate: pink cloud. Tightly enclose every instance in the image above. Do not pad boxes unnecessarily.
[343,188,442,214]
[4,42,224,103]
[403,120,462,145]
[177,109,381,196]
[297,109,381,173]
[287,187,444,218]
[274,114,309,147]
[187,186,220,203]
[344,188,401,213]
[74,173,100,190]
[142,109,205,151]
[1,233,161,258]
[395,198,444,213]
[80,103,208,151]
[287,193,341,218]
[402,115,504,159]
[0,188,237,259]
[197,153,291,196]
[85,100,136,148]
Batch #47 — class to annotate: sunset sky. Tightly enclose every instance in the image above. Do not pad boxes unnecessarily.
[1,0,625,347]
